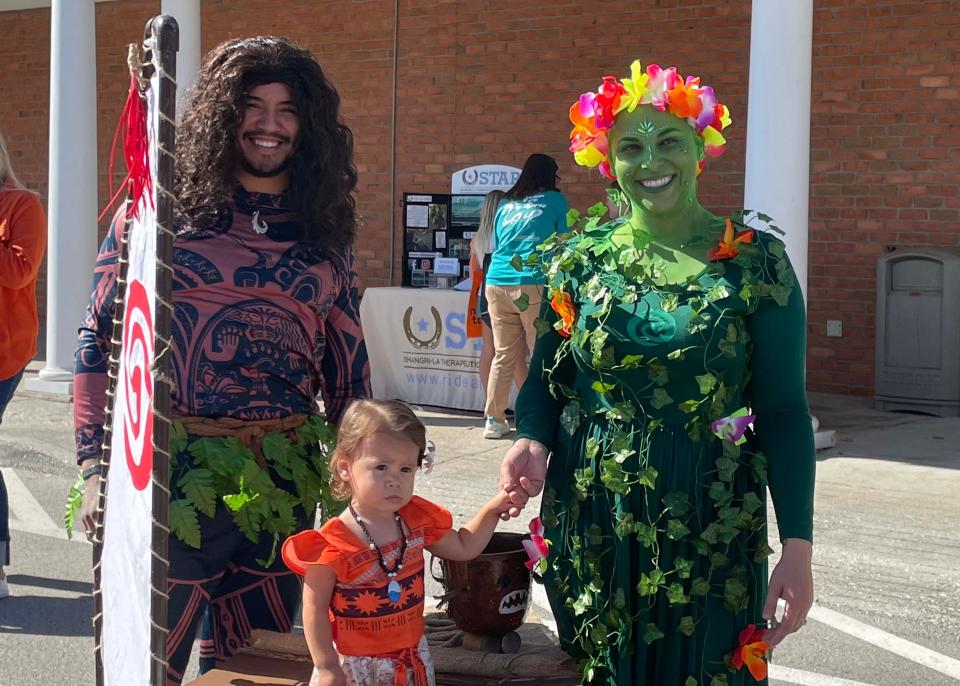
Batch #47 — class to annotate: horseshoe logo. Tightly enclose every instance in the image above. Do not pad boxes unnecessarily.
[462,168,479,185]
[403,306,443,350]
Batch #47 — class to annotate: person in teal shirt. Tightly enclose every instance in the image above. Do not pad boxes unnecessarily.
[483,154,568,438]
[497,62,815,685]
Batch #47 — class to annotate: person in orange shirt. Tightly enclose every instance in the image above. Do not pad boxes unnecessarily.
[283,399,511,686]
[0,126,47,599]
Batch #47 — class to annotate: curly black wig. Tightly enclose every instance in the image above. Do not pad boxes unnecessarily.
[175,36,358,250]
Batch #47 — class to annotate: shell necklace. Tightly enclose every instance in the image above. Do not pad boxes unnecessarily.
[348,503,408,603]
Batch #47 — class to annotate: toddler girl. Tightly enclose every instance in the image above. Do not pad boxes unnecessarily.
[282,399,511,686]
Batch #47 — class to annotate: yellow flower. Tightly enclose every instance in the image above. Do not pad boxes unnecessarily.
[616,60,650,114]
[574,144,605,167]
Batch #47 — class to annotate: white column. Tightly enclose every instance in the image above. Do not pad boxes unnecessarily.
[160,0,201,114]
[30,0,98,395]
[743,1,835,449]
[743,0,813,298]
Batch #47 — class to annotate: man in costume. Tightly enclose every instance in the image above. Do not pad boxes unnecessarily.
[74,36,370,684]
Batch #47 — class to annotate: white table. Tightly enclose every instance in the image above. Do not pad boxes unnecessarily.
[360,287,485,412]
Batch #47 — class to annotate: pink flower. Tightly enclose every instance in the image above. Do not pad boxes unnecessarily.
[523,517,550,571]
[711,410,756,444]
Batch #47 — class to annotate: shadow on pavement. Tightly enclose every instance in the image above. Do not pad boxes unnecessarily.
[0,593,93,636]
[6,573,92,595]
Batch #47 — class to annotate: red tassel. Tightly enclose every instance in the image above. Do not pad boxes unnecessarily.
[99,71,153,222]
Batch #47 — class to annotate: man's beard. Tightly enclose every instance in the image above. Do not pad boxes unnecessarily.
[239,152,294,179]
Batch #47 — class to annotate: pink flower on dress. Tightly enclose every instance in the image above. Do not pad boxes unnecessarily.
[523,517,550,572]
[711,409,756,444]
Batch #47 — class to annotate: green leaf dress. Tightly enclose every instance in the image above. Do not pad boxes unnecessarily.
[515,215,815,685]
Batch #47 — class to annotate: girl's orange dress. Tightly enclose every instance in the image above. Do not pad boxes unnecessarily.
[283,496,452,686]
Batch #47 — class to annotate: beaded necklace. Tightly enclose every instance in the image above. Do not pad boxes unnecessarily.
[348,503,408,603]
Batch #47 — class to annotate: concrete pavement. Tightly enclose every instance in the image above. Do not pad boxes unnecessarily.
[1,374,959,685]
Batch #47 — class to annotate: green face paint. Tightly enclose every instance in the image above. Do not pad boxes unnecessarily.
[609,105,704,216]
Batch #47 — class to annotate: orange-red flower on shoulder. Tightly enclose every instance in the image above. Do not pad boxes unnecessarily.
[550,290,577,338]
[709,217,754,261]
[731,624,769,681]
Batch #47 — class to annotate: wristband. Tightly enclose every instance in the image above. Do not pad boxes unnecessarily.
[82,464,103,481]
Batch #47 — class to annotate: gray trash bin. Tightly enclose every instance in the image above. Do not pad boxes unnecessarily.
[874,249,960,416]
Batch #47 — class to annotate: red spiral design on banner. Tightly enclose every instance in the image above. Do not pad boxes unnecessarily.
[122,279,154,491]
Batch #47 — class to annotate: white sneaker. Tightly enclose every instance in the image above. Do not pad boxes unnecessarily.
[0,568,8,600]
[483,417,512,439]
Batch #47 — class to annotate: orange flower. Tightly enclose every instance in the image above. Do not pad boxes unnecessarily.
[708,218,754,261]
[731,624,769,681]
[550,290,576,338]
[666,77,705,120]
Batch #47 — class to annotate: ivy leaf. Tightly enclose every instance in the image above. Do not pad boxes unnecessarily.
[585,438,599,461]
[223,490,252,511]
[647,361,669,385]
[754,540,775,562]
[636,522,658,549]
[667,518,691,541]
[723,576,749,612]
[638,466,659,489]
[591,380,616,395]
[709,675,729,686]
[607,402,636,422]
[63,471,85,538]
[613,587,626,610]
[674,556,693,579]
[514,292,530,312]
[559,401,581,436]
[620,353,645,368]
[678,399,700,414]
[771,284,792,306]
[534,317,553,337]
[690,577,710,596]
[742,491,763,514]
[169,499,201,549]
[509,254,524,272]
[685,677,698,686]
[178,468,218,518]
[695,373,717,395]
[710,552,730,570]
[661,293,679,312]
[679,616,696,637]
[706,284,729,302]
[666,582,690,606]
[642,623,665,644]
[600,459,630,495]
[715,456,738,482]
[651,388,673,410]
[717,340,737,359]
[614,513,636,538]
[662,491,690,517]
[708,481,734,507]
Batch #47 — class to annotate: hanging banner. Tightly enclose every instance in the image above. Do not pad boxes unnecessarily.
[95,16,177,686]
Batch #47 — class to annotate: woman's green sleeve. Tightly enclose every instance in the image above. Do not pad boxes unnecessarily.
[515,304,574,453]
[746,252,816,542]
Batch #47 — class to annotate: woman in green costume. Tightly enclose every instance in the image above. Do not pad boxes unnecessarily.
[499,61,815,685]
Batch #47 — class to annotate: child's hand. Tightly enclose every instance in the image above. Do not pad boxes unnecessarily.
[310,665,348,686]
[491,488,514,516]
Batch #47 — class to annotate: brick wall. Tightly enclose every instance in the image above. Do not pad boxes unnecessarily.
[807,0,960,394]
[2,0,958,395]
[0,1,158,358]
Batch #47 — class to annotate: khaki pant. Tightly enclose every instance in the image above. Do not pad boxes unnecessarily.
[483,284,543,422]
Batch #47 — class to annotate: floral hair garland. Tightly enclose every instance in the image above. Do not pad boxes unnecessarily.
[569,60,733,179]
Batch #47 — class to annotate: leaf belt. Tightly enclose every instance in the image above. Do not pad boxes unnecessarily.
[174,413,311,468]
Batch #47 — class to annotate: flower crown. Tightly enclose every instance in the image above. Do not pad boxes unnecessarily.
[569,60,732,180]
